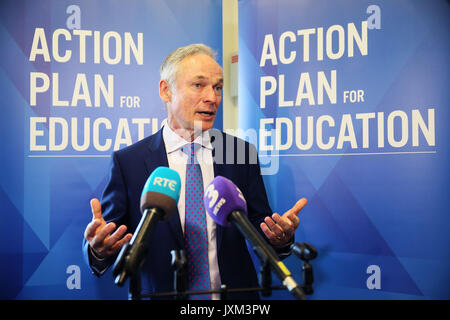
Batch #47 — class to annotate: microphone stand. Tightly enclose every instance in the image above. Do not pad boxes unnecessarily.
[138,284,296,300]
[113,207,165,288]
[129,272,142,300]
[259,260,272,297]
[117,242,318,300]
[291,242,318,295]
[171,250,187,300]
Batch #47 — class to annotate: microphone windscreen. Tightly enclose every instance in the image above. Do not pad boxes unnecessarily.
[140,167,181,220]
[204,176,247,226]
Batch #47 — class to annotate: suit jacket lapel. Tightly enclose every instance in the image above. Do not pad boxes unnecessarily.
[145,129,185,249]
[145,128,169,173]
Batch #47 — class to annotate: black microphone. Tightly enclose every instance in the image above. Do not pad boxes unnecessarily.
[113,167,181,286]
[203,176,307,300]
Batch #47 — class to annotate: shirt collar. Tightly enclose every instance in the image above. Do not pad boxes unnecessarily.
[162,122,213,154]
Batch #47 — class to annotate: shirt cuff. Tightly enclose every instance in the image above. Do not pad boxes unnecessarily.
[89,246,109,276]
[89,246,105,261]
[273,237,294,259]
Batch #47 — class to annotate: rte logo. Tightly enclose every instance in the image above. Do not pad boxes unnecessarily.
[153,177,177,191]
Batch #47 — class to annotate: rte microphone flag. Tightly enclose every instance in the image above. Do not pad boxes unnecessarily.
[140,166,182,218]
[113,167,181,286]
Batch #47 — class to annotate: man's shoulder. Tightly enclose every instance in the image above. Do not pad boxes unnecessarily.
[210,129,258,166]
[111,128,257,159]
[211,129,255,148]
[114,129,162,158]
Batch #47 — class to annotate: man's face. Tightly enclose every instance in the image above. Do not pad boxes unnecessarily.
[162,54,223,137]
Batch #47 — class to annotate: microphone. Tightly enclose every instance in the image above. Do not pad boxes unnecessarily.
[204,176,307,300]
[113,166,181,287]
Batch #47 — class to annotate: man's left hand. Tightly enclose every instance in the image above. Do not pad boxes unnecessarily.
[260,198,307,246]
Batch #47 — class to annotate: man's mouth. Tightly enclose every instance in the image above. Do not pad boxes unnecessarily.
[197,111,215,116]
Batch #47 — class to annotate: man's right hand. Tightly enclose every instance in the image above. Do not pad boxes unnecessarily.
[84,198,133,259]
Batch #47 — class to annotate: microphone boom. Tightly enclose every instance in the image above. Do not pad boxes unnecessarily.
[112,167,181,287]
[204,176,307,300]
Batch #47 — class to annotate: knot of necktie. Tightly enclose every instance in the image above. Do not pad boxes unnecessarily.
[182,143,201,165]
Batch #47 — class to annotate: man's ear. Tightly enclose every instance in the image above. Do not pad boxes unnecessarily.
[159,80,172,103]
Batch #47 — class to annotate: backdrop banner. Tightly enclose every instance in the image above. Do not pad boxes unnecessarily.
[0,0,222,299]
[238,0,449,299]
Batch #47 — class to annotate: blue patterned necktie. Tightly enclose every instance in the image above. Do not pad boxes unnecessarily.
[184,143,211,300]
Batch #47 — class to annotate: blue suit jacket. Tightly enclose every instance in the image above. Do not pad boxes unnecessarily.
[83,128,289,299]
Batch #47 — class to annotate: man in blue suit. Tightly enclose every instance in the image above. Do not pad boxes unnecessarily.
[83,44,307,299]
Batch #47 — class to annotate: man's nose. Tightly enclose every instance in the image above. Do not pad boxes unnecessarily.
[203,85,218,104]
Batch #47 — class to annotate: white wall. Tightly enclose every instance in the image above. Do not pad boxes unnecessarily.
[222,0,239,132]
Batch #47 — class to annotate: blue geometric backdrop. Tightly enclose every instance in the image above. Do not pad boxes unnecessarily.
[1,0,448,301]
[239,0,449,299]
[0,0,222,299]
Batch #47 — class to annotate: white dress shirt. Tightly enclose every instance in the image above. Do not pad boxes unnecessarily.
[162,124,221,299]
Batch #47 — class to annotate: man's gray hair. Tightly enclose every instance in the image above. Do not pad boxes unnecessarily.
[160,43,217,89]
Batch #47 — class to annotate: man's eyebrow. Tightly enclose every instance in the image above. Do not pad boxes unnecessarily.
[193,75,223,85]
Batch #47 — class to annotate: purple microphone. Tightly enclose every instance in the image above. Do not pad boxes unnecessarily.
[203,176,306,300]
[203,176,247,227]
